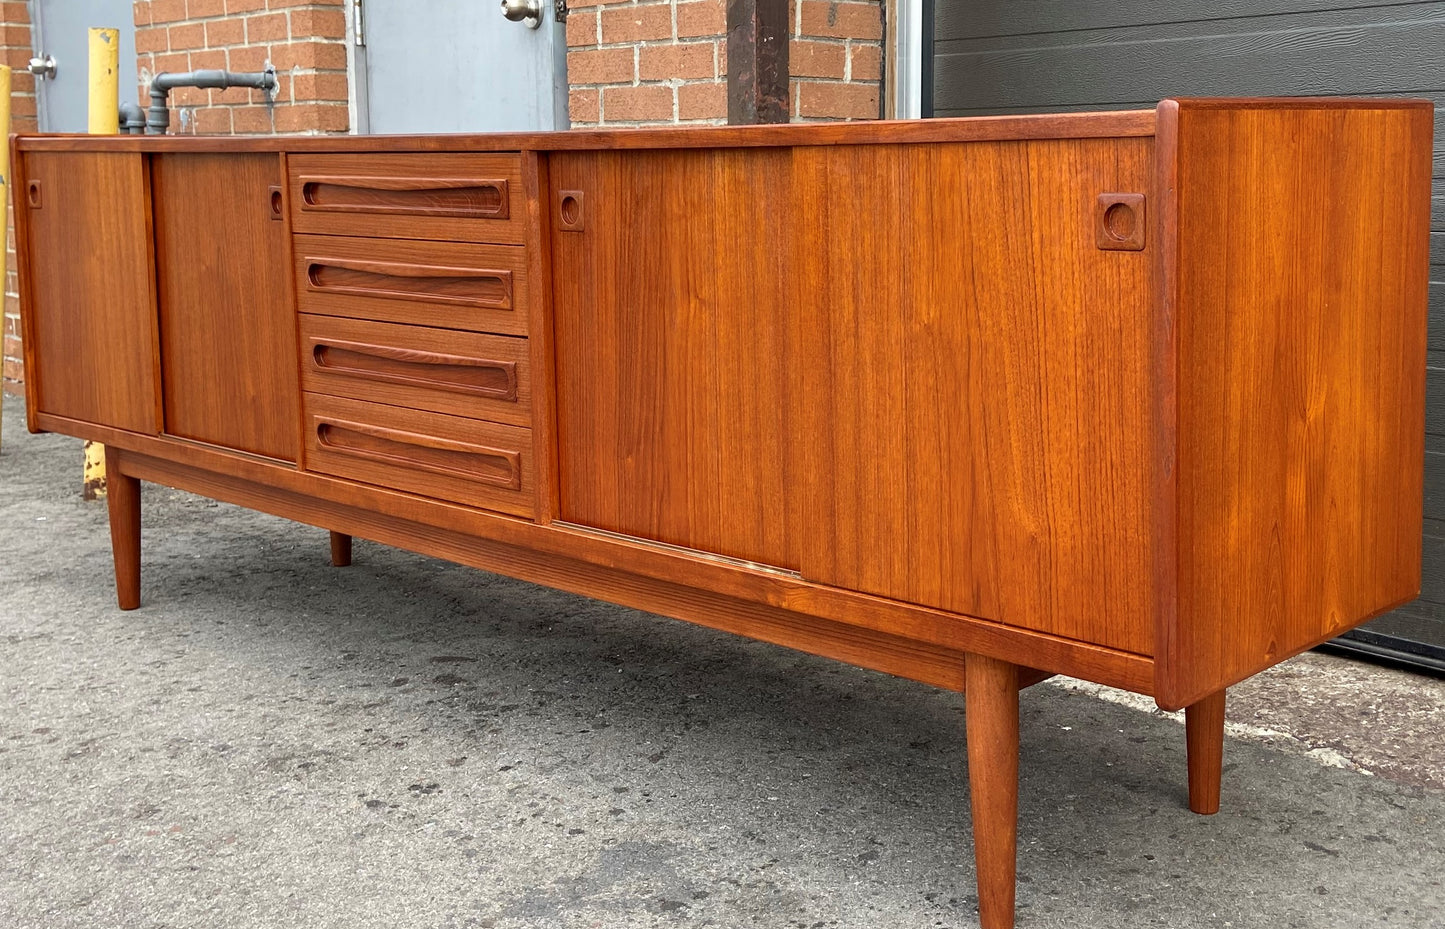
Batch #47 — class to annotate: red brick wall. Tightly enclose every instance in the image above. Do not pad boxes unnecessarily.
[0,0,887,390]
[0,0,349,392]
[792,0,882,120]
[567,0,883,126]
[134,0,349,135]
[566,0,730,125]
[2,1,36,395]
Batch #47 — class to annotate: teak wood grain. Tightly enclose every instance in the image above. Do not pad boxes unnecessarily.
[522,151,562,524]
[303,393,535,518]
[1184,690,1226,815]
[329,530,352,568]
[552,139,1159,654]
[17,151,160,434]
[19,109,1157,155]
[104,444,143,611]
[551,148,796,569]
[790,139,1158,655]
[103,445,1070,700]
[12,99,1432,929]
[35,410,1153,695]
[965,653,1020,929]
[1156,99,1431,709]
[288,152,525,244]
[299,315,532,426]
[151,152,299,461]
[294,234,530,336]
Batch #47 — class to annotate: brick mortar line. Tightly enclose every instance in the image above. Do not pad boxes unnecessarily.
[572,0,682,7]
[577,78,722,87]
[591,39,708,49]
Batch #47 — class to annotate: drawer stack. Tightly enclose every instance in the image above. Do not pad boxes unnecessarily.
[288,153,535,517]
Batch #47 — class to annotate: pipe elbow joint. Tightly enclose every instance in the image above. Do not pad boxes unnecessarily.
[145,67,278,134]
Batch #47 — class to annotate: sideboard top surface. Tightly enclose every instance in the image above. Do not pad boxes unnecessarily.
[11,98,1429,156]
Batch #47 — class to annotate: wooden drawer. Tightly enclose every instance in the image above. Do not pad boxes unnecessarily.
[288,153,524,244]
[295,234,528,336]
[299,315,530,426]
[303,394,534,517]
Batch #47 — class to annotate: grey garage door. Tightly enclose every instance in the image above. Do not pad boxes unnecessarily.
[929,0,1445,672]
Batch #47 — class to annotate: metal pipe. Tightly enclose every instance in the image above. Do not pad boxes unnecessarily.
[118,101,146,134]
[145,67,277,135]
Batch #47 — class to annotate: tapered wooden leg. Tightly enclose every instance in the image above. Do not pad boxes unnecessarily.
[966,653,1020,929]
[103,446,141,611]
[1185,689,1226,815]
[329,531,353,567]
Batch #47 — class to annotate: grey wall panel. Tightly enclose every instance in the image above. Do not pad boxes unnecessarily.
[932,0,1445,653]
[1421,529,1445,604]
[936,0,1432,41]
[1426,371,1445,436]
[1422,445,1445,515]
[1428,285,1445,352]
[32,0,138,133]
[934,6,1445,114]
[1386,599,1445,629]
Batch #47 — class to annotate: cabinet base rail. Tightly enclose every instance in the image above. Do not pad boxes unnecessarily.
[100,446,1225,929]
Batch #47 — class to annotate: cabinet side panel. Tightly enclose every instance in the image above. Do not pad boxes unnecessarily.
[21,152,159,434]
[1164,101,1431,708]
[550,149,795,569]
[152,153,299,462]
[792,139,1159,656]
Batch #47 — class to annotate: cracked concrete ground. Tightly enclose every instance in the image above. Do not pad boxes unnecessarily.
[1,393,1442,929]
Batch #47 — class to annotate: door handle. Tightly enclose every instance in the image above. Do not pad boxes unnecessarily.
[500,0,542,29]
[500,0,566,27]
[28,55,56,80]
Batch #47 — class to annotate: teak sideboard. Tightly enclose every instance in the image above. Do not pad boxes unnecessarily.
[13,98,1430,929]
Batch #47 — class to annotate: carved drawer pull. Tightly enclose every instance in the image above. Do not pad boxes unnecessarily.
[310,337,519,401]
[305,256,514,310]
[299,175,509,220]
[315,417,522,490]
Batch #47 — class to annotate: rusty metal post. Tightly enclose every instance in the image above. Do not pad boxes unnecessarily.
[726,0,789,124]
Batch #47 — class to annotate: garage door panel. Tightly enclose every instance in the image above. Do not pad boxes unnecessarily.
[934,5,1445,114]
[936,0,1424,41]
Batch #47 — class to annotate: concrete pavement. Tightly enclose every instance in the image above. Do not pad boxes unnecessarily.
[2,393,1442,929]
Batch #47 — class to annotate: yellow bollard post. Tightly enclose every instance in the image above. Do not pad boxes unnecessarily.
[82,28,120,500]
[88,27,119,135]
[0,64,10,451]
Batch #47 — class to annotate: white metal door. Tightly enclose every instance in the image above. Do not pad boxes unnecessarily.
[30,0,137,132]
[352,0,568,133]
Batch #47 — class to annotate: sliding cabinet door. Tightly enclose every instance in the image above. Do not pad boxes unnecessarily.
[151,153,298,461]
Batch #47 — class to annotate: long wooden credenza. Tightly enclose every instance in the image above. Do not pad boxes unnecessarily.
[13,98,1431,929]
